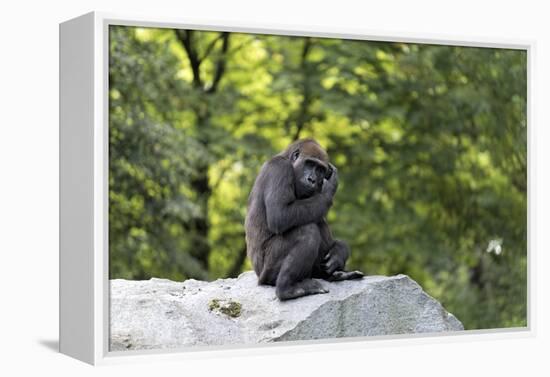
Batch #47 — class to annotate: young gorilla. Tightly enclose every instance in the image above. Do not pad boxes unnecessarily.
[245,139,363,300]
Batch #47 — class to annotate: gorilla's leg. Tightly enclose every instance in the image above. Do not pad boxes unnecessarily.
[272,224,328,300]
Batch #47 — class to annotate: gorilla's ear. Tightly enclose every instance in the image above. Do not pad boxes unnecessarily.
[291,150,300,162]
[325,164,334,180]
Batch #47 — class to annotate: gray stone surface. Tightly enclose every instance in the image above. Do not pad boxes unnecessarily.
[110,271,463,351]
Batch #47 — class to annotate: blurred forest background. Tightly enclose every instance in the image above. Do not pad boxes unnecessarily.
[108,26,527,330]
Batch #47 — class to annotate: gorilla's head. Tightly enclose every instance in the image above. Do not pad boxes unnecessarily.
[282,139,333,199]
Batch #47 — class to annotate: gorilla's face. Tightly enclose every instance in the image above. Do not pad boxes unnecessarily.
[291,150,330,199]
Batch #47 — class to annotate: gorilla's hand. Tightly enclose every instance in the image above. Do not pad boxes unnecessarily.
[321,248,345,275]
[322,163,338,200]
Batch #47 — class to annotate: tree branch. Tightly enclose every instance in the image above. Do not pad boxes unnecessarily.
[207,32,230,94]
[200,34,225,61]
[227,37,256,58]
[174,29,203,89]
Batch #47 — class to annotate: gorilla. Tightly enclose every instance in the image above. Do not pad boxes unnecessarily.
[245,138,363,300]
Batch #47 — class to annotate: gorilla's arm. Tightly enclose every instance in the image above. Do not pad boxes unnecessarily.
[263,158,337,235]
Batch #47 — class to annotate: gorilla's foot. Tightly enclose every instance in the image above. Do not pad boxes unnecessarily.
[276,279,328,300]
[327,270,364,282]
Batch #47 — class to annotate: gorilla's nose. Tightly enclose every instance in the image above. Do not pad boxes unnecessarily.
[307,177,316,185]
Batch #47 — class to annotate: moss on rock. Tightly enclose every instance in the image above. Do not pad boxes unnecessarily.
[208,298,242,318]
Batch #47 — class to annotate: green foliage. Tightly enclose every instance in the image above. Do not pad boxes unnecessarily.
[109,26,527,330]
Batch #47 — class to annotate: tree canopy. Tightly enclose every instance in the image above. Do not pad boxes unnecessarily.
[108,25,527,330]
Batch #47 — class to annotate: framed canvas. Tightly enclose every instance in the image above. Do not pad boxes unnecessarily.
[59,11,533,365]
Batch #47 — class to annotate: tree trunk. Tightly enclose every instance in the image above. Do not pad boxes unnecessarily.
[293,37,313,141]
[175,30,230,275]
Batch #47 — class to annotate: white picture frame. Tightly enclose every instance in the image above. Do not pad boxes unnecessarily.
[59,11,534,365]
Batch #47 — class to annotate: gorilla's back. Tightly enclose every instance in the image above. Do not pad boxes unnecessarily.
[245,161,271,276]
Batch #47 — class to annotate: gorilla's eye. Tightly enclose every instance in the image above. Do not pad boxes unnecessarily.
[291,150,300,162]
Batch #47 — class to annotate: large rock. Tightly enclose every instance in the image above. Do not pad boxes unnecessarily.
[110,271,463,351]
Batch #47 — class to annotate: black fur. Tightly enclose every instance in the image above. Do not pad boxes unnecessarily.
[245,139,363,300]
